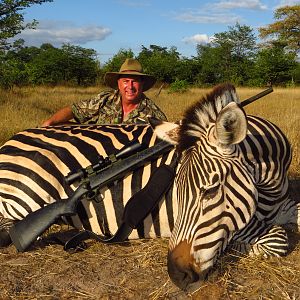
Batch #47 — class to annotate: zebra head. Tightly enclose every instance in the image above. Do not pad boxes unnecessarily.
[164,83,258,289]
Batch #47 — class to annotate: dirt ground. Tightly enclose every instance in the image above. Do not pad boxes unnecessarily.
[1,180,300,300]
[1,229,300,300]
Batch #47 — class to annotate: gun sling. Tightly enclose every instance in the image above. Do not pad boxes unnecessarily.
[64,163,176,251]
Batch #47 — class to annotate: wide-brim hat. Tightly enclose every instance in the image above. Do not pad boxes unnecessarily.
[104,58,156,91]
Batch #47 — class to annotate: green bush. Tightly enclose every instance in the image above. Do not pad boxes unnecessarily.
[168,79,189,93]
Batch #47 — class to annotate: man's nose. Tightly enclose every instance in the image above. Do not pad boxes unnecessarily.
[127,81,134,88]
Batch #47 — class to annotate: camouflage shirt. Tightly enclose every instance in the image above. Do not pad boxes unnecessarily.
[71,89,167,124]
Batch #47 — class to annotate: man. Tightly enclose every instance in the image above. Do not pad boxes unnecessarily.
[42,58,167,126]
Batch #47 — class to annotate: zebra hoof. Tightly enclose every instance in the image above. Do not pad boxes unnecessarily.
[0,214,14,247]
[0,228,12,247]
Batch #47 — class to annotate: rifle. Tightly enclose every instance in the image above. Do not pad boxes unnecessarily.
[241,86,273,107]
[9,140,175,252]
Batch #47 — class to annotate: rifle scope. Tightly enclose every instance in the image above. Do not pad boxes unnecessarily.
[65,140,145,185]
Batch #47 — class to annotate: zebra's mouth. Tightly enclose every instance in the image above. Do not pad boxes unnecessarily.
[167,240,210,290]
[167,253,210,290]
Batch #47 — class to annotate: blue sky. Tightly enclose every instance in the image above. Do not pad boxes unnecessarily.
[17,0,299,64]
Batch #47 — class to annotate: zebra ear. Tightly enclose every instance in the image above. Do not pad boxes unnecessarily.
[148,117,179,145]
[214,102,247,146]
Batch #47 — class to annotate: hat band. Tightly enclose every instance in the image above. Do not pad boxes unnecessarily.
[120,69,142,73]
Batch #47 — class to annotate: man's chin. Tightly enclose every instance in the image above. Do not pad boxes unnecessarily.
[124,95,140,103]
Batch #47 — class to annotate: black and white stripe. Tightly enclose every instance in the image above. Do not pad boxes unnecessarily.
[167,83,297,289]
[0,124,177,239]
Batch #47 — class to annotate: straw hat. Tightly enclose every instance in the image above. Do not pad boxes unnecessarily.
[104,58,156,91]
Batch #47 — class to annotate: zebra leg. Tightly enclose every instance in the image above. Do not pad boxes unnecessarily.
[0,213,15,247]
[287,179,300,230]
[273,198,300,231]
[230,225,288,258]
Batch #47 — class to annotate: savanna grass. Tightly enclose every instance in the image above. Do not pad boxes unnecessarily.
[1,85,299,177]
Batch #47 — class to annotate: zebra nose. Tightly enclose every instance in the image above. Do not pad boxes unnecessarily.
[167,240,200,290]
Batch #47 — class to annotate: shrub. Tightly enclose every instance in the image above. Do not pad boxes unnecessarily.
[168,79,189,93]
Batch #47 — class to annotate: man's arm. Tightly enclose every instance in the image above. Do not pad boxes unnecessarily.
[41,106,74,126]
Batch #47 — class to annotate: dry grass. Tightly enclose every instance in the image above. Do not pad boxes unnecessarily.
[0,85,299,299]
[0,86,99,141]
[1,231,300,299]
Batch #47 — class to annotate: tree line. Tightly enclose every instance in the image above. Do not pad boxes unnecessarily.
[0,1,299,88]
[0,42,99,87]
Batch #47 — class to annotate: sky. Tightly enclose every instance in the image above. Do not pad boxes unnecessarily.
[16,0,299,65]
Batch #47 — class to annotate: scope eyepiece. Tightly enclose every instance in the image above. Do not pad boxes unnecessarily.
[115,141,146,160]
[65,169,86,185]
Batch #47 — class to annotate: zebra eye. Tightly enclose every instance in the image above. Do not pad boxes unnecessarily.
[203,185,219,199]
[201,184,220,211]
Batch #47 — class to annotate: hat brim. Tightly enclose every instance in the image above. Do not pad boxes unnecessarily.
[104,72,156,91]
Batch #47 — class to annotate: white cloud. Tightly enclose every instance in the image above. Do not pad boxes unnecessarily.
[213,0,267,10]
[16,20,112,47]
[175,12,241,24]
[276,0,299,7]
[182,34,213,44]
[173,0,268,25]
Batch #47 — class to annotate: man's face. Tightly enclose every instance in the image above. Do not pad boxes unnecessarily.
[117,75,144,104]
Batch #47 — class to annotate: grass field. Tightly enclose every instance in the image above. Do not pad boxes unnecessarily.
[0,85,299,299]
[0,85,299,176]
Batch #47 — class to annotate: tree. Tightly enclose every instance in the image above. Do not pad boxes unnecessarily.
[137,45,181,83]
[6,42,41,62]
[259,5,300,53]
[173,57,202,84]
[196,44,223,85]
[196,23,257,85]
[213,23,257,84]
[102,49,134,72]
[100,49,134,83]
[25,44,66,84]
[292,62,300,85]
[254,42,297,85]
[0,53,29,88]
[61,44,100,85]
[0,0,53,50]
[213,23,257,59]
[0,39,34,88]
[0,42,100,86]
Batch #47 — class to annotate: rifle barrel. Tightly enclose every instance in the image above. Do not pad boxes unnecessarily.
[241,86,273,107]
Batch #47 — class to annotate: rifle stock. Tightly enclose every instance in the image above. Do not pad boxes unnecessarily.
[9,187,89,252]
[9,141,174,252]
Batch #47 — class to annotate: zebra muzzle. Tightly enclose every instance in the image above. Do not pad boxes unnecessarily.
[167,240,209,290]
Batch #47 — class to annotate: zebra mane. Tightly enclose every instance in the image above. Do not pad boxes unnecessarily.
[177,83,240,152]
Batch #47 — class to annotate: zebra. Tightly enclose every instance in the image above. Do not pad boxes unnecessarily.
[0,123,178,246]
[0,83,298,290]
[166,83,299,289]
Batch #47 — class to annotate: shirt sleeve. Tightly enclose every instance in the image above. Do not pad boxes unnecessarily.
[143,97,168,121]
[71,90,112,123]
[152,105,168,121]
